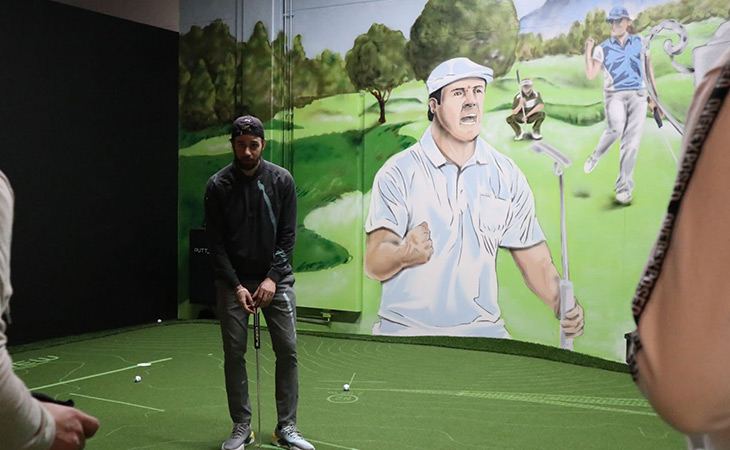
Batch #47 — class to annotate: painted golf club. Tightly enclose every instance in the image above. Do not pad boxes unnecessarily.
[530,141,575,351]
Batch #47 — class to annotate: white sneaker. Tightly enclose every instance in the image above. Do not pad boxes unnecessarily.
[514,131,525,141]
[532,132,543,140]
[273,425,315,450]
[222,423,254,450]
[616,191,632,204]
[584,155,599,173]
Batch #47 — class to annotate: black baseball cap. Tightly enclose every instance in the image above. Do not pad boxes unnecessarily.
[231,115,265,140]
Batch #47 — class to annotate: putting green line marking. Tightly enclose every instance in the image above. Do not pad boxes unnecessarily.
[70,393,165,412]
[29,358,173,391]
[526,398,656,416]
[456,391,652,408]
[308,439,359,450]
[13,355,59,370]
[128,440,277,450]
[347,372,356,385]
[355,388,656,416]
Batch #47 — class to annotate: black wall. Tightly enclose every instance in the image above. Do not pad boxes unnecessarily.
[0,0,178,344]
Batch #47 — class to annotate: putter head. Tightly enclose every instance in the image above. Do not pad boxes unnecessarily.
[530,141,572,169]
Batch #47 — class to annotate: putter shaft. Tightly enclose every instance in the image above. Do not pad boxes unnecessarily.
[254,309,262,449]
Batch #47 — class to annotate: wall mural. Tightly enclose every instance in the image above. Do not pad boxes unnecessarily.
[178,0,730,361]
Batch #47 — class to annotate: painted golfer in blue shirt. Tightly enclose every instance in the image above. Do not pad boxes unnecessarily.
[364,58,585,340]
[584,6,660,204]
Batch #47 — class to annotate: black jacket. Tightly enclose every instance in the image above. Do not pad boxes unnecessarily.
[204,160,297,288]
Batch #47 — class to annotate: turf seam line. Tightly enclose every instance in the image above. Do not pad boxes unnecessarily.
[29,358,172,391]
[307,438,360,450]
[10,319,629,373]
[343,387,657,416]
[69,393,165,412]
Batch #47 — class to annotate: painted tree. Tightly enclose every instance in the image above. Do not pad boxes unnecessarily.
[566,20,584,54]
[181,59,217,130]
[533,8,609,59]
[407,0,519,81]
[516,32,545,61]
[634,0,729,31]
[582,9,609,46]
[180,20,236,77]
[271,30,288,114]
[290,35,318,107]
[214,53,236,123]
[315,49,354,98]
[179,19,237,129]
[240,22,273,121]
[179,56,190,108]
[346,24,411,124]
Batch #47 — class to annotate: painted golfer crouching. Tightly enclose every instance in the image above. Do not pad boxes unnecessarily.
[506,77,545,140]
[205,116,314,450]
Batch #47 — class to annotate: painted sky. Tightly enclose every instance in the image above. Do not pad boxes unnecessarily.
[177,0,701,57]
[181,0,548,57]
[521,0,677,38]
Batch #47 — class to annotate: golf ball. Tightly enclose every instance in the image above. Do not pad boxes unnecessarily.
[157,319,162,323]
[343,384,350,391]
[134,375,142,383]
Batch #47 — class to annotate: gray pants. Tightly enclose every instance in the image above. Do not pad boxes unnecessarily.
[592,89,647,194]
[217,274,298,427]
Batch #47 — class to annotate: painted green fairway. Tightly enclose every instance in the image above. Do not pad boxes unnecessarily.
[12,322,684,449]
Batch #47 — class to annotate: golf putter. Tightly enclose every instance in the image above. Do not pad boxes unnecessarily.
[530,141,575,351]
[516,70,528,133]
[254,308,262,449]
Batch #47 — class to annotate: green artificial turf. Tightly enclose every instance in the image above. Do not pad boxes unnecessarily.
[11,322,684,449]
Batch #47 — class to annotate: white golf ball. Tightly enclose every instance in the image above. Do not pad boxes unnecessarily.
[157,319,162,323]
[134,375,142,383]
[343,384,350,391]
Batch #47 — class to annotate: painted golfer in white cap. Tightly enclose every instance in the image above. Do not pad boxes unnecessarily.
[364,57,584,339]
[584,5,660,204]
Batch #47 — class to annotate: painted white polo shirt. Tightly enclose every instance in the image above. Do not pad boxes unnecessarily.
[365,126,545,337]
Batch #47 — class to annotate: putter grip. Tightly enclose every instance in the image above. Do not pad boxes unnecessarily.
[32,392,75,407]
[559,279,575,350]
[651,101,663,128]
[254,311,261,349]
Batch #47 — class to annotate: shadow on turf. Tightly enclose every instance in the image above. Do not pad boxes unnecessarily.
[572,188,591,198]
[604,193,634,209]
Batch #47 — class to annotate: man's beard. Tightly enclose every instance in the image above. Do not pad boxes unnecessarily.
[234,155,260,171]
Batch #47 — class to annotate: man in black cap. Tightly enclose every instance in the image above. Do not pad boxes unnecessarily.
[205,115,314,450]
